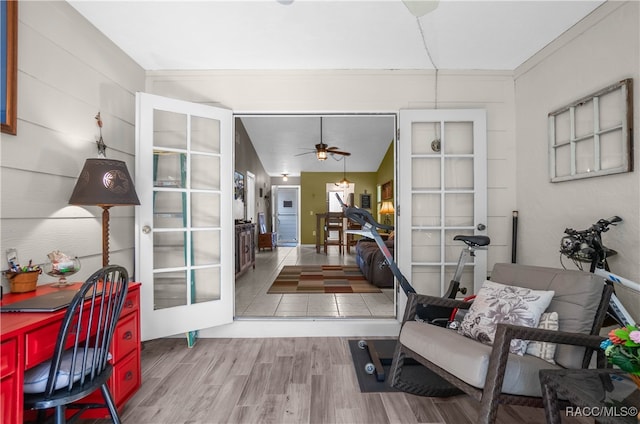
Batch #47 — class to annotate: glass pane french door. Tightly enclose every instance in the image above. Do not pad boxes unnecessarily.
[398,109,487,306]
[136,93,233,341]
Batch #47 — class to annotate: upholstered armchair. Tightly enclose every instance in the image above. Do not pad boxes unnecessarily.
[390,263,613,424]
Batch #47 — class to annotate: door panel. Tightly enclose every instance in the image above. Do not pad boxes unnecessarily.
[398,109,487,313]
[274,186,299,245]
[136,92,233,341]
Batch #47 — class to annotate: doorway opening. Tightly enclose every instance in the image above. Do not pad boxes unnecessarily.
[234,113,397,319]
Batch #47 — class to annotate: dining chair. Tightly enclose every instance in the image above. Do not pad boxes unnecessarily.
[23,265,129,423]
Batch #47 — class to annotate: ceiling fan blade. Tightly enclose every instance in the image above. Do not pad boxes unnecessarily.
[294,151,315,157]
[329,150,351,156]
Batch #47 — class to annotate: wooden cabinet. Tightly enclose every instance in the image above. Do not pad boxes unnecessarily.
[258,232,277,251]
[0,282,141,424]
[235,223,255,277]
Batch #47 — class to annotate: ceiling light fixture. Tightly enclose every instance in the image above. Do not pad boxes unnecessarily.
[282,173,289,181]
[316,117,328,161]
[338,157,350,188]
[402,0,439,17]
[316,148,327,161]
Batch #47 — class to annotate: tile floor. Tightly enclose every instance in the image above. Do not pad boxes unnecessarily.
[235,244,395,318]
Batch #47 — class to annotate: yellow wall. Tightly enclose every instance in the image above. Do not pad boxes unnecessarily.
[300,172,377,244]
[299,140,395,244]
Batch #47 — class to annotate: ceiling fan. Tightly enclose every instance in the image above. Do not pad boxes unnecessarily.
[295,117,351,161]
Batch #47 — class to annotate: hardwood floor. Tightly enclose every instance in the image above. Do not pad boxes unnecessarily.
[82,337,593,424]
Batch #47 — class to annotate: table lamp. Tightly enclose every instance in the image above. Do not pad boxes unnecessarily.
[379,200,395,226]
[69,158,140,267]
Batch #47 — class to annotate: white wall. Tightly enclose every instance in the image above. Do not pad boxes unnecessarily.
[514,1,640,281]
[146,70,517,271]
[0,1,145,291]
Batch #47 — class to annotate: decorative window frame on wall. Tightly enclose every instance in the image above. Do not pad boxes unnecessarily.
[548,79,633,183]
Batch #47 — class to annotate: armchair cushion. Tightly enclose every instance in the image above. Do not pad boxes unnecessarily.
[457,280,554,354]
[400,321,562,397]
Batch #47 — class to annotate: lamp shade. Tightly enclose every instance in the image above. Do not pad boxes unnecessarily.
[379,200,395,215]
[69,158,140,206]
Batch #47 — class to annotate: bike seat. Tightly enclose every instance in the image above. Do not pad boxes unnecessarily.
[453,235,490,247]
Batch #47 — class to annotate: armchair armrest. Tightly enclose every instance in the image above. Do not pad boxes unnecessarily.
[480,322,607,419]
[403,293,472,323]
[495,324,605,347]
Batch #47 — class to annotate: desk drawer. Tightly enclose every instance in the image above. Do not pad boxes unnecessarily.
[112,313,138,362]
[121,288,139,318]
[25,321,61,369]
[1,374,18,424]
[0,338,17,378]
[112,350,140,406]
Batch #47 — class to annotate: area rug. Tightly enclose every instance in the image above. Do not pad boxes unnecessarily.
[348,339,463,396]
[267,265,382,294]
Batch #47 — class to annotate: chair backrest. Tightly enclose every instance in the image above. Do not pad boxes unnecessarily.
[42,265,129,398]
[325,212,344,228]
[491,263,611,369]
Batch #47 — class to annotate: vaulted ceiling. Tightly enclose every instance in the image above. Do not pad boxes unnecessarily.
[68,0,605,176]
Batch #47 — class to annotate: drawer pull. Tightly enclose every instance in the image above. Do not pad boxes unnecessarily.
[124,300,134,309]
[123,331,133,340]
[124,371,134,381]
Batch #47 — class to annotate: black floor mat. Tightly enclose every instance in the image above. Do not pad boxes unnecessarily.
[348,339,463,396]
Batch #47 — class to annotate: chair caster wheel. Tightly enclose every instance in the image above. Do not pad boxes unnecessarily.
[365,363,376,374]
[358,340,367,349]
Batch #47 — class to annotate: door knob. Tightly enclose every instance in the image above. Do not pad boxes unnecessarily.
[142,225,152,234]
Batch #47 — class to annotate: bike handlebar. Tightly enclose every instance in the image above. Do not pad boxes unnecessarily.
[563,216,622,237]
[560,216,622,262]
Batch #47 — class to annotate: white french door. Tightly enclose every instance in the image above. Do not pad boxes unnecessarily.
[135,93,233,341]
[397,109,487,316]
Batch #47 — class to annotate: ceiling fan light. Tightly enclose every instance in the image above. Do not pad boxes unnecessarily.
[316,150,327,161]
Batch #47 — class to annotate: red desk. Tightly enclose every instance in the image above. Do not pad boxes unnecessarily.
[0,282,141,424]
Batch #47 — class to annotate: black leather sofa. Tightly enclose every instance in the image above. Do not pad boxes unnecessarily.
[354,238,394,288]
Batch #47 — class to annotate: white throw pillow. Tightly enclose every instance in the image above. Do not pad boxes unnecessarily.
[457,280,555,355]
[525,311,559,363]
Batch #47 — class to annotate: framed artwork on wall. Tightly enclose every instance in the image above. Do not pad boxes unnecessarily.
[381,180,393,199]
[234,171,245,202]
[360,193,371,209]
[1,0,17,135]
[234,171,245,220]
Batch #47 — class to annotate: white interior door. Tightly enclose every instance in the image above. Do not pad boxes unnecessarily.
[136,92,233,341]
[274,186,299,245]
[397,109,487,313]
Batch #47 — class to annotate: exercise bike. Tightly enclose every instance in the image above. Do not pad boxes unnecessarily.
[337,195,489,382]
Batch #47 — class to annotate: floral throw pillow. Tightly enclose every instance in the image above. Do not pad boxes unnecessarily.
[457,280,555,355]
